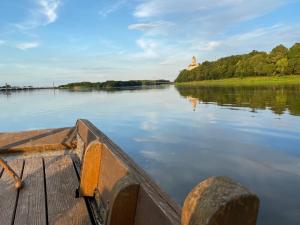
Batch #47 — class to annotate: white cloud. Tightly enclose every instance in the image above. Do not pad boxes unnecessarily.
[128,23,160,31]
[223,24,298,49]
[194,41,221,52]
[229,24,284,42]
[37,0,61,24]
[133,38,160,59]
[134,0,208,18]
[140,112,159,131]
[128,21,174,37]
[128,0,295,68]
[134,135,181,144]
[189,24,300,61]
[99,0,126,17]
[14,0,61,30]
[16,42,40,50]
[134,0,285,19]
[140,149,161,160]
[132,0,288,39]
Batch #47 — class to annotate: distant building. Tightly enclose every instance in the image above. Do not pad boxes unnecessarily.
[187,56,199,71]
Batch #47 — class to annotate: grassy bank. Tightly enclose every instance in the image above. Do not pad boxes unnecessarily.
[175,75,300,87]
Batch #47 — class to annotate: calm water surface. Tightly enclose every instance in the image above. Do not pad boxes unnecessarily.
[1,85,300,225]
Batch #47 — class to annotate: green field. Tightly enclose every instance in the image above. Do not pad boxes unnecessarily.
[175,75,300,86]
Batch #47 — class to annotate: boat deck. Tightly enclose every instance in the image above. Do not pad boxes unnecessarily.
[0,155,92,225]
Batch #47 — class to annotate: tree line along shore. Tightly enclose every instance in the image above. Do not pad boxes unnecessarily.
[176,43,300,83]
[58,80,171,89]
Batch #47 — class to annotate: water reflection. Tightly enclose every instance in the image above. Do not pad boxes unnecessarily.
[0,86,300,225]
[186,96,199,111]
[176,85,300,116]
[61,84,170,93]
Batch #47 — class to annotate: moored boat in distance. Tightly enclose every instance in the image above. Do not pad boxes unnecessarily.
[0,119,260,225]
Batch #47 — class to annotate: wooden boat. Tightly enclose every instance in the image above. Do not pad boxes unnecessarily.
[0,119,259,225]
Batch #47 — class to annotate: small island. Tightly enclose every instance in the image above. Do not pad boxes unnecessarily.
[59,80,171,90]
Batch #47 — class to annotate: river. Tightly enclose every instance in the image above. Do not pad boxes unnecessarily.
[1,84,300,225]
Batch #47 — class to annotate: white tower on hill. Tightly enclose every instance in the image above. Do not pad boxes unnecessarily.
[187,56,199,71]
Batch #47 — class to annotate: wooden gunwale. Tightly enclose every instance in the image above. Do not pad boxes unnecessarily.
[76,119,181,214]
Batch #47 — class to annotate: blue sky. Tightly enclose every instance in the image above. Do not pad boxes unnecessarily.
[0,0,300,86]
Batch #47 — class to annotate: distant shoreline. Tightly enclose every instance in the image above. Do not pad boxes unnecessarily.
[175,75,300,86]
[58,80,172,90]
[0,87,56,92]
[0,80,172,92]
[3,76,300,92]
[175,43,300,83]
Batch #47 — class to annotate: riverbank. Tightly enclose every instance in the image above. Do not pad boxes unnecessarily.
[175,75,300,86]
[59,80,171,90]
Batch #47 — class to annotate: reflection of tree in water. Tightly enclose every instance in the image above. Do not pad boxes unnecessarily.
[175,85,300,116]
[0,91,12,97]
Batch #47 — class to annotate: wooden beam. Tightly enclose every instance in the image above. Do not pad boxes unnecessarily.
[14,158,47,225]
[79,141,102,197]
[0,159,24,225]
[0,128,73,153]
[0,158,22,189]
[44,156,92,225]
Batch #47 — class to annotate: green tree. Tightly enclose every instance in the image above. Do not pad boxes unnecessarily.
[175,43,300,83]
[287,43,300,74]
[275,58,288,74]
[269,44,288,63]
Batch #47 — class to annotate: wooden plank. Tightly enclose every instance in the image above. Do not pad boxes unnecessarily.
[0,159,24,225]
[14,158,46,225]
[0,128,73,152]
[79,141,102,197]
[44,156,92,225]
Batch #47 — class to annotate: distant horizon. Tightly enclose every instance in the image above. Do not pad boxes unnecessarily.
[0,78,172,87]
[3,41,300,87]
[1,0,300,85]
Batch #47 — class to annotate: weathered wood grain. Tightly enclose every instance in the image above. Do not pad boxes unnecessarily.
[0,159,24,225]
[14,158,46,225]
[0,128,73,152]
[181,176,259,225]
[44,156,92,225]
[79,141,102,197]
